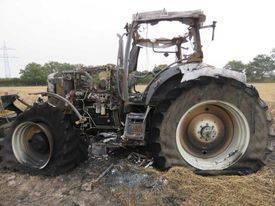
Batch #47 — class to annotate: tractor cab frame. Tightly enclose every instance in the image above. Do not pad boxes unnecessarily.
[117,9,216,104]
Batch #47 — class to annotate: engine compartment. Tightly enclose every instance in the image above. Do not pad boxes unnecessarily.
[48,65,123,133]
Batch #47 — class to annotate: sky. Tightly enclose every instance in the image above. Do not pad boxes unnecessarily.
[0,0,275,77]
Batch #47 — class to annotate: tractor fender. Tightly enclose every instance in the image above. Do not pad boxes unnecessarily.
[145,63,246,105]
[179,63,246,83]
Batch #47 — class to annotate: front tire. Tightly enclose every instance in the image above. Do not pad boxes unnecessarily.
[0,103,88,176]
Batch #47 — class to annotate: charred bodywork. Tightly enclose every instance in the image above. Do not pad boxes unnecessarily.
[0,9,274,175]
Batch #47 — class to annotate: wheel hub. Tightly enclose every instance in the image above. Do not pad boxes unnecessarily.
[28,132,50,154]
[200,125,216,142]
[180,105,233,158]
[176,100,250,170]
[188,113,224,144]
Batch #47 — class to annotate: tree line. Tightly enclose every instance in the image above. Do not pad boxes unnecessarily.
[0,62,76,86]
[225,48,275,82]
[0,48,275,86]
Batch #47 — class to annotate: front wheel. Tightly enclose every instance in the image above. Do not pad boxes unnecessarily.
[0,103,88,176]
[152,78,274,174]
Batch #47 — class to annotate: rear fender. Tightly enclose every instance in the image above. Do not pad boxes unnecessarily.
[145,63,246,105]
[179,63,246,83]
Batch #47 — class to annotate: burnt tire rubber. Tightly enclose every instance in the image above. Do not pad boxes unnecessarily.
[0,103,88,176]
[151,77,274,175]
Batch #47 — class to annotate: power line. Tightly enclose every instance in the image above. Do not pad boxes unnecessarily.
[0,41,17,78]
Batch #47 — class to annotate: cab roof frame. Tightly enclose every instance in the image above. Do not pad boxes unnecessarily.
[132,9,206,25]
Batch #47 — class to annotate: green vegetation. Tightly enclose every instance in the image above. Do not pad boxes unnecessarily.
[133,64,168,85]
[0,61,77,86]
[225,49,275,82]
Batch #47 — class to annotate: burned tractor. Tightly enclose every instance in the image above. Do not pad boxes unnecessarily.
[0,10,274,175]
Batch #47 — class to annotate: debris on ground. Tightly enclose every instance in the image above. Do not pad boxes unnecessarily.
[127,152,154,168]
[93,163,114,183]
[0,151,274,206]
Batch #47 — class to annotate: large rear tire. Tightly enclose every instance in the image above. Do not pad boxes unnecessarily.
[151,78,274,174]
[0,103,88,176]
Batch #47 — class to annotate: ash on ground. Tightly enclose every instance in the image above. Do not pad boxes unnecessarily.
[0,149,274,206]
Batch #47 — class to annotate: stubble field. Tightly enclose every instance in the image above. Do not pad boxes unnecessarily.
[0,83,274,206]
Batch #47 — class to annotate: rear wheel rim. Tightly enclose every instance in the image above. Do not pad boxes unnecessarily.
[176,100,250,170]
[12,121,53,169]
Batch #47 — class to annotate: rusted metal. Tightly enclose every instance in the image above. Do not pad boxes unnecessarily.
[123,113,146,140]
[132,9,206,24]
[123,107,150,141]
[177,104,233,158]
[187,113,225,143]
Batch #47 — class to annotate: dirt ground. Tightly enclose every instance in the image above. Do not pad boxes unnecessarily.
[0,84,274,206]
[0,155,274,206]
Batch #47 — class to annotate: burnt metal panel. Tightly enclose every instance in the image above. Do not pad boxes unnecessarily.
[123,112,146,140]
[144,63,246,105]
[179,63,246,83]
[132,9,206,24]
